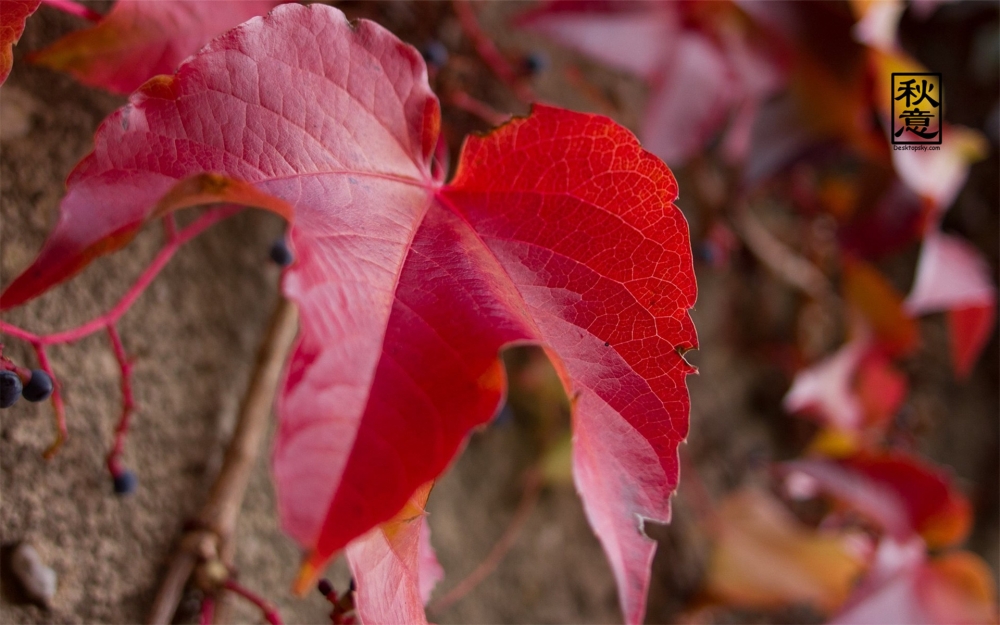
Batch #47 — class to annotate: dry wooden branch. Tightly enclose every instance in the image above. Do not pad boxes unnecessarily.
[148,296,298,625]
[732,203,841,309]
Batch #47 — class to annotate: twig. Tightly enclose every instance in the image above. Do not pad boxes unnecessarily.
[732,202,841,308]
[427,468,542,615]
[148,296,298,625]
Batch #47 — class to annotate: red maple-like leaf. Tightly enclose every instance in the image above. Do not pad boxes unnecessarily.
[517,0,785,165]
[0,5,697,623]
[28,0,281,94]
[0,0,40,85]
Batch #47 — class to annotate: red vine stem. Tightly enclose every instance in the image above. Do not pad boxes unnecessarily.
[223,579,283,625]
[0,206,242,456]
[427,467,542,615]
[0,207,241,347]
[451,0,536,103]
[199,594,216,625]
[33,345,66,459]
[446,90,511,128]
[105,323,134,476]
[40,0,102,22]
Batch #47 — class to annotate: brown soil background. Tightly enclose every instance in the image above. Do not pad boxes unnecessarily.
[1,2,997,624]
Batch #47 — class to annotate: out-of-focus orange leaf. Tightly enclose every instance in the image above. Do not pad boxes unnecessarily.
[843,259,919,356]
[922,551,1000,624]
[704,489,866,613]
[905,231,997,379]
[834,537,999,624]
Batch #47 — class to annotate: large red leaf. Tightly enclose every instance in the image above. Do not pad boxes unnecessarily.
[0,0,40,85]
[28,0,281,94]
[0,4,697,623]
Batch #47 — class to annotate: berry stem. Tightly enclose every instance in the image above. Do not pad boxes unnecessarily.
[451,0,536,103]
[199,593,216,625]
[445,90,511,128]
[105,323,135,477]
[40,0,102,22]
[0,206,240,457]
[34,346,67,459]
[223,579,283,625]
[0,206,241,347]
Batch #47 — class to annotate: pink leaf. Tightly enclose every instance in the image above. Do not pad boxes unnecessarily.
[346,483,441,625]
[1,5,697,622]
[28,0,282,94]
[904,230,996,378]
[834,538,999,625]
[0,0,40,85]
[783,336,868,431]
[905,231,995,314]
[517,0,785,165]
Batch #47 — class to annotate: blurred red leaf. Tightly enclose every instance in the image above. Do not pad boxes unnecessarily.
[834,537,999,624]
[905,231,997,379]
[0,5,697,622]
[0,0,40,85]
[345,482,441,624]
[855,350,906,431]
[704,489,866,613]
[786,451,971,549]
[783,336,868,432]
[28,0,281,94]
[518,0,785,165]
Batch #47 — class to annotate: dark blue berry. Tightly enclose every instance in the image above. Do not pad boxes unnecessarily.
[420,41,449,69]
[522,51,548,76]
[348,577,356,592]
[317,578,334,597]
[269,237,293,267]
[1,371,22,408]
[21,370,52,403]
[113,470,138,496]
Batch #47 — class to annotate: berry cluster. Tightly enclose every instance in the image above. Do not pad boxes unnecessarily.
[0,368,53,409]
